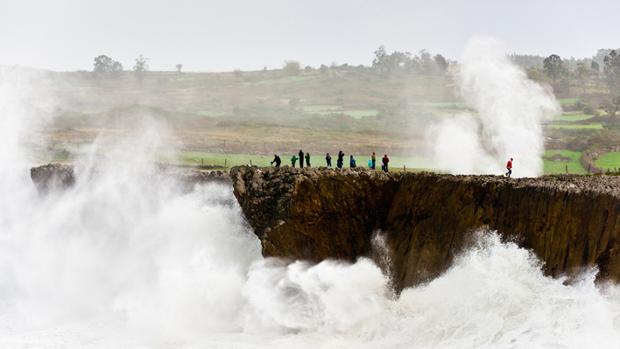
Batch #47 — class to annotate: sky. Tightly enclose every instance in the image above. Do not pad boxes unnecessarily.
[1,0,619,72]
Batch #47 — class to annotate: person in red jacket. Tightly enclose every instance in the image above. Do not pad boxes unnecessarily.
[505,158,513,177]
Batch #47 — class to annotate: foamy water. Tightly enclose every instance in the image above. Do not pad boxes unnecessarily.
[1,155,620,348]
[2,61,620,349]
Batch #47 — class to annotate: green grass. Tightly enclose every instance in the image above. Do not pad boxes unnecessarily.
[197,110,227,117]
[174,152,273,167]
[171,151,432,169]
[548,123,603,130]
[302,105,379,119]
[558,98,579,106]
[410,102,468,109]
[554,112,594,122]
[343,109,379,118]
[543,150,586,174]
[595,152,620,171]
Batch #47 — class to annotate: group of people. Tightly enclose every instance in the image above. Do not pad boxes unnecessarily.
[271,150,391,172]
[272,152,515,176]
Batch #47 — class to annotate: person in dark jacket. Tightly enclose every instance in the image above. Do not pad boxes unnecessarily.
[349,155,356,168]
[298,150,304,168]
[305,152,311,167]
[337,151,344,169]
[291,155,298,167]
[270,154,281,167]
[371,152,376,170]
[382,154,390,172]
[325,153,332,167]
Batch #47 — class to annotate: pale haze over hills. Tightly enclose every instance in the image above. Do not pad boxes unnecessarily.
[1,0,619,71]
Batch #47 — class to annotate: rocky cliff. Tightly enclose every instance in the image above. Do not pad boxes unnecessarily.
[30,163,230,192]
[231,166,620,291]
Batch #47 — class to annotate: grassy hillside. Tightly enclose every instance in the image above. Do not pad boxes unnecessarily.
[26,66,620,174]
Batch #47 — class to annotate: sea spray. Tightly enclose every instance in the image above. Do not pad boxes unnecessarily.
[429,38,560,177]
[1,64,620,349]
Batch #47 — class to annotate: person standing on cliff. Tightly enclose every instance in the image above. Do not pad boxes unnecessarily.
[291,154,298,167]
[325,153,332,167]
[337,151,345,169]
[350,155,357,168]
[305,152,311,167]
[505,158,513,177]
[382,154,390,172]
[270,154,281,168]
[371,152,376,170]
[298,150,304,169]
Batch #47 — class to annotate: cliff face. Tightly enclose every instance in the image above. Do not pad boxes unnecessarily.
[30,163,230,192]
[231,166,620,291]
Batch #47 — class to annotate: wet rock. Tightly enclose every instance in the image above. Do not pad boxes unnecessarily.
[30,164,231,193]
[231,166,620,291]
[30,163,74,192]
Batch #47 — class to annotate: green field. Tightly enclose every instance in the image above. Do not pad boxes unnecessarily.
[543,150,586,174]
[595,152,620,171]
[343,109,379,118]
[174,151,431,170]
[302,105,379,119]
[558,98,579,106]
[554,112,594,122]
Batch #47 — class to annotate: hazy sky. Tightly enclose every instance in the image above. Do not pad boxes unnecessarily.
[1,0,619,72]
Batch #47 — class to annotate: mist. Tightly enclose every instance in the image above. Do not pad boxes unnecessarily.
[2,61,620,348]
[428,38,560,177]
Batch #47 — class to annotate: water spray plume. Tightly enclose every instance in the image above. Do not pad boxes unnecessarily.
[429,38,560,177]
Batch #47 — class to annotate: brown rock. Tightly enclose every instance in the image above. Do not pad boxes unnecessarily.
[231,165,620,291]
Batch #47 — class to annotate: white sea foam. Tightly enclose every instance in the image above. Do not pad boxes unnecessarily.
[1,60,619,349]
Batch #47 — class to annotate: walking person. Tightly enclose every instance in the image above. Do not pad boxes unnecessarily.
[337,151,344,169]
[305,152,311,167]
[349,155,357,168]
[270,154,281,168]
[505,157,513,178]
[291,154,298,168]
[371,152,376,170]
[382,154,390,172]
[325,153,332,167]
[298,149,304,169]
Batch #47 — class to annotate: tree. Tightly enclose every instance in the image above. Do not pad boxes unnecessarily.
[604,50,620,92]
[175,64,183,73]
[604,95,620,117]
[133,55,149,81]
[282,60,301,76]
[434,54,448,73]
[591,61,600,72]
[543,54,565,82]
[93,55,123,76]
[575,62,590,94]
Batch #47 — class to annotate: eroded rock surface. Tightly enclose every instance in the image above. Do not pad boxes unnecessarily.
[231,165,620,291]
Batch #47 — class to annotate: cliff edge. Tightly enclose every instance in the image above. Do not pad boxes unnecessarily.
[231,166,620,291]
